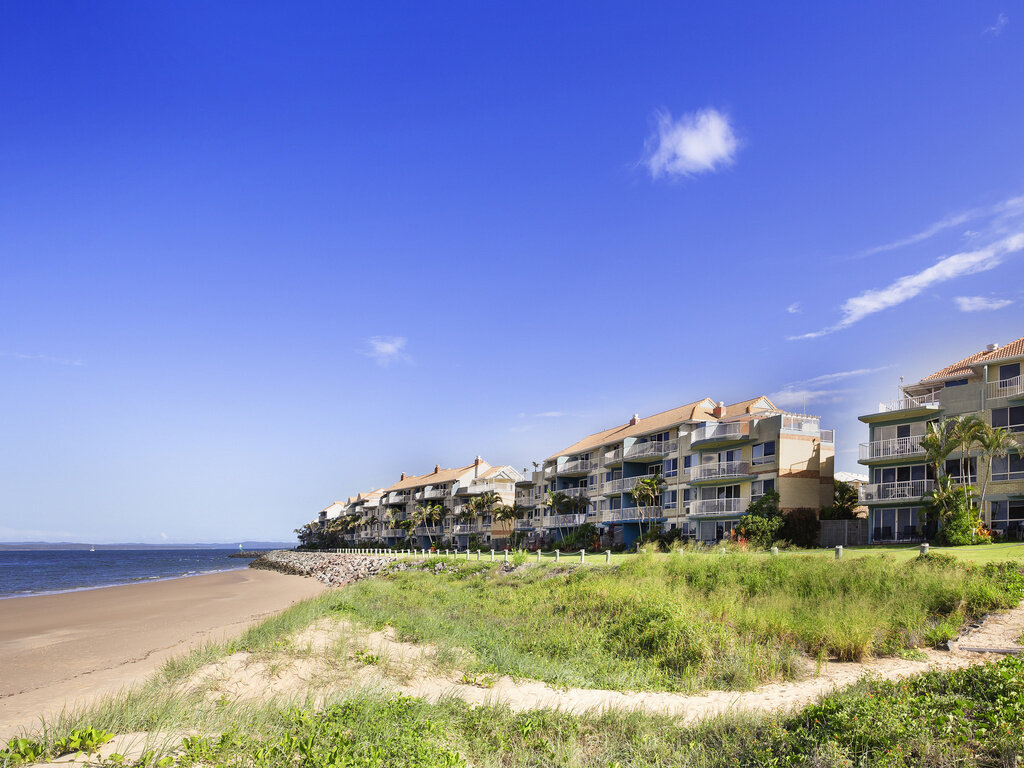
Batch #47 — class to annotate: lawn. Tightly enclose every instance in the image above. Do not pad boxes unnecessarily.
[330,549,1024,692]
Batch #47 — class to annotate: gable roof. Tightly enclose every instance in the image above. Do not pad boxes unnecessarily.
[544,396,778,461]
[919,335,1024,383]
[383,459,492,492]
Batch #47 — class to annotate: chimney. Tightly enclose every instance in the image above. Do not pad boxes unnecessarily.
[434,464,440,474]
[629,413,639,426]
[987,342,999,351]
[712,401,725,418]
[474,455,482,477]
[400,472,406,481]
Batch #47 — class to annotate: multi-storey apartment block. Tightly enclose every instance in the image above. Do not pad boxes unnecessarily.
[515,396,834,547]
[333,458,522,548]
[858,335,1024,543]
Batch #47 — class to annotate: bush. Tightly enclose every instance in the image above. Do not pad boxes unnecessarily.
[778,508,820,548]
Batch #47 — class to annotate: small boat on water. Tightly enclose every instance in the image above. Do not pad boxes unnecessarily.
[89,546,96,552]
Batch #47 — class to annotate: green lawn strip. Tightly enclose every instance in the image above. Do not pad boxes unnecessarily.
[334,551,1024,692]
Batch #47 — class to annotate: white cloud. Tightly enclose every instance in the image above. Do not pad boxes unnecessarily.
[786,302,801,314]
[803,366,894,385]
[362,336,410,366]
[7,353,86,366]
[954,296,1013,312]
[985,13,1008,35]
[769,366,892,409]
[644,108,739,180]
[792,232,1024,339]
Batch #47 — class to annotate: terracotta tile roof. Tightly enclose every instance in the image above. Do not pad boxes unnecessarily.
[919,335,1024,382]
[544,396,778,461]
[383,459,492,491]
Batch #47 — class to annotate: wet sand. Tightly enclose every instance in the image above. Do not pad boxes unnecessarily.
[0,568,326,739]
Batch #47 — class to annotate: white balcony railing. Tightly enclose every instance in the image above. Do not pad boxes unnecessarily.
[859,434,926,461]
[858,480,935,503]
[543,513,586,528]
[689,461,752,481]
[559,458,593,474]
[601,448,623,465]
[543,466,556,478]
[624,439,678,459]
[601,476,642,494]
[877,391,941,413]
[691,422,749,443]
[688,498,749,517]
[415,526,444,536]
[424,487,448,499]
[514,519,535,530]
[602,506,662,522]
[988,376,1024,401]
[559,487,590,499]
[452,523,484,534]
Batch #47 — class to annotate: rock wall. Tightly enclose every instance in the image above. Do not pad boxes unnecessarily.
[250,550,396,587]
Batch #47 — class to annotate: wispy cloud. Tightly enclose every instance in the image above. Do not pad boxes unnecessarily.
[791,233,1024,339]
[5,352,86,366]
[644,107,739,180]
[786,302,801,314]
[954,295,1013,312]
[769,366,892,410]
[984,13,1008,35]
[362,336,410,366]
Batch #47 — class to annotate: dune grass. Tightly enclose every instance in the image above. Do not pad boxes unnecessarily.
[331,550,1024,692]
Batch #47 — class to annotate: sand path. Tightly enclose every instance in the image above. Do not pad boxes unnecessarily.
[190,600,1024,725]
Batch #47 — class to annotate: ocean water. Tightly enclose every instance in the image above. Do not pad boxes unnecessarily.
[0,549,250,599]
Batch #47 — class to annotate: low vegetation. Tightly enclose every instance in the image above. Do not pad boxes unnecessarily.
[331,550,1024,691]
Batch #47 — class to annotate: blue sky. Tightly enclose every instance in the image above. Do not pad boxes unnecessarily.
[1,2,1022,543]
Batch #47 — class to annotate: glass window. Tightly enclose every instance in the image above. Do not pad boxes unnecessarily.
[944,378,968,387]
[752,441,776,465]
[992,454,1024,481]
[664,458,678,477]
[992,406,1024,432]
[999,363,1021,383]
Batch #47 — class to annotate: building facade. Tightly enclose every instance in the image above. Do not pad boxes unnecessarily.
[514,396,834,547]
[857,335,1024,542]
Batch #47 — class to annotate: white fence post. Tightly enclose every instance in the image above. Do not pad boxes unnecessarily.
[490,549,495,562]
[771,546,778,556]
[555,549,560,563]
[920,543,929,555]
[605,550,611,564]
[537,550,541,564]
[835,545,843,560]
[580,549,585,564]
[476,549,481,561]
[504,549,509,563]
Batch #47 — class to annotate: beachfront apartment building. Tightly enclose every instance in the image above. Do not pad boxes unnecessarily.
[857,335,1024,543]
[338,458,523,549]
[514,396,835,547]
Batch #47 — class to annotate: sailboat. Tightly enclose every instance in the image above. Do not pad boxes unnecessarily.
[90,545,96,552]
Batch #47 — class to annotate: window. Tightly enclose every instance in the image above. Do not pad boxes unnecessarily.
[990,501,1024,536]
[999,363,1021,383]
[664,458,678,477]
[682,455,694,469]
[992,406,1024,432]
[872,507,922,542]
[663,490,677,509]
[647,463,662,476]
[751,478,775,501]
[992,454,1024,481]
[944,378,968,387]
[944,457,977,483]
[752,441,776,465]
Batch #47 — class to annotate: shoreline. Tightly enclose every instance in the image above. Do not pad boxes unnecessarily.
[0,567,327,740]
[0,569,251,606]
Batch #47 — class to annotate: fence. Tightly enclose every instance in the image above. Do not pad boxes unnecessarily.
[819,519,869,547]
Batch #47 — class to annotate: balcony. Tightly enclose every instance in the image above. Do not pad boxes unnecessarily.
[543,513,586,528]
[603,506,663,523]
[514,519,535,530]
[415,526,443,536]
[624,439,678,460]
[988,376,1024,402]
[424,487,448,499]
[688,498,749,517]
[858,435,926,462]
[381,528,403,537]
[601,476,642,495]
[559,486,590,499]
[543,466,556,478]
[558,458,593,475]
[690,422,750,446]
[453,523,484,535]
[689,461,753,482]
[858,480,935,504]
[601,448,623,466]
[862,391,942,422]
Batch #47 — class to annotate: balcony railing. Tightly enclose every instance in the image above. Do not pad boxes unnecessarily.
[603,506,662,522]
[988,376,1024,401]
[858,480,935,503]
[543,466,556,478]
[543,513,586,528]
[514,519,535,530]
[691,422,749,443]
[601,448,623,465]
[424,487,448,499]
[689,498,749,517]
[559,458,593,474]
[859,435,925,461]
[415,526,443,536]
[877,391,941,413]
[820,429,835,443]
[689,460,752,482]
[601,476,642,494]
[452,523,484,534]
[559,486,590,499]
[624,439,678,460]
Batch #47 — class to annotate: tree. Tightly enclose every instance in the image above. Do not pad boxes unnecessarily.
[920,418,958,481]
[629,471,666,539]
[737,490,783,549]
[545,490,570,541]
[953,414,986,483]
[922,476,983,545]
[821,479,859,520]
[976,424,1021,517]
[478,490,502,513]
[492,503,526,546]
[294,522,323,549]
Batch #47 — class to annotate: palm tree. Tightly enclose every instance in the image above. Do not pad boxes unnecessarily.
[478,490,502,515]
[492,503,525,547]
[630,471,666,538]
[976,424,1022,516]
[545,490,570,541]
[953,414,985,485]
[920,418,958,481]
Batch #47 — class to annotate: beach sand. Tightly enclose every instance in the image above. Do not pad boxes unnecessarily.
[0,568,326,739]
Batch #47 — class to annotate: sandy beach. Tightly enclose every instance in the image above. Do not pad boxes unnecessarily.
[0,568,326,739]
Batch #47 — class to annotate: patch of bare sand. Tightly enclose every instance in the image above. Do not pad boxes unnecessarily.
[186,601,1024,724]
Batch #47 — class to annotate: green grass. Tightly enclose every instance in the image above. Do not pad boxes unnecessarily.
[331,551,1024,692]
[11,656,1024,767]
